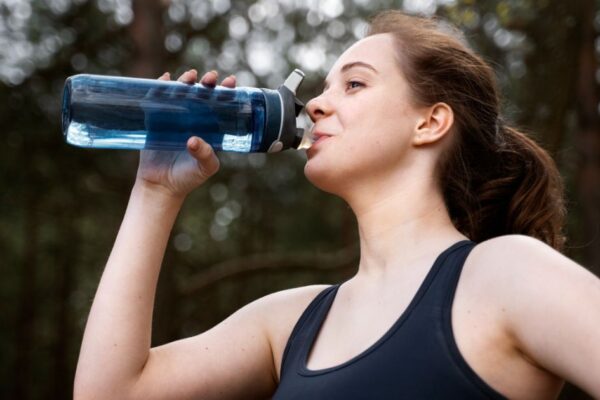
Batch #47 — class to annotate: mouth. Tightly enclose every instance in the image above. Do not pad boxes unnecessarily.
[312,132,333,146]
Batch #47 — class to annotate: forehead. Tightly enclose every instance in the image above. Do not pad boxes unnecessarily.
[328,34,399,77]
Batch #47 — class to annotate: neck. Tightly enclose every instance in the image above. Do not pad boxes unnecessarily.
[345,169,467,279]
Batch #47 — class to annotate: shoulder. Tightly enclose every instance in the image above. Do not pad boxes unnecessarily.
[235,283,333,338]
[471,233,560,264]
[463,234,597,318]
[223,283,333,350]
[466,234,594,289]
[465,235,600,395]
[248,284,332,381]
[253,284,333,332]
[471,232,599,308]
[465,234,583,282]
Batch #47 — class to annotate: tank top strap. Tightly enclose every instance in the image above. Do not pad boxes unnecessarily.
[279,284,340,379]
[420,239,477,307]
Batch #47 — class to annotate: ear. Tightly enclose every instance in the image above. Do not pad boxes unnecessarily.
[412,102,454,146]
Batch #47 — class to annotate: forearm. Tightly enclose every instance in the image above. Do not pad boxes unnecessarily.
[75,182,185,397]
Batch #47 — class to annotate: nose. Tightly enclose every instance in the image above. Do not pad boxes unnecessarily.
[306,93,332,122]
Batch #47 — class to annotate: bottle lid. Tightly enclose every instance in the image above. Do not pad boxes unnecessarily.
[261,69,307,153]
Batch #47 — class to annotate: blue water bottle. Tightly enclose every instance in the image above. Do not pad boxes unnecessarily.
[61,69,310,153]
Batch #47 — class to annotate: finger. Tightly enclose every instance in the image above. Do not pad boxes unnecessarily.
[177,69,197,85]
[187,136,220,177]
[146,72,170,100]
[200,70,218,87]
[220,75,236,88]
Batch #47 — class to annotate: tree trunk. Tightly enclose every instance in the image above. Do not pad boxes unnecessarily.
[574,0,600,276]
[128,0,169,78]
[12,147,38,400]
[51,209,79,400]
[559,1,599,398]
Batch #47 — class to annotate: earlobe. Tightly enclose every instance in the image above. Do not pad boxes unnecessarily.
[412,103,454,146]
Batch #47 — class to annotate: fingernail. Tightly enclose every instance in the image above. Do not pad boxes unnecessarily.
[188,137,199,151]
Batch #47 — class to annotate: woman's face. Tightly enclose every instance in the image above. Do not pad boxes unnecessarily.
[304,33,425,196]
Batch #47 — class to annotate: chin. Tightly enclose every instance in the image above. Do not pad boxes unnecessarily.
[304,158,347,196]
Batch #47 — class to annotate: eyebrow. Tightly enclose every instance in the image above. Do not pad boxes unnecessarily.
[323,61,378,90]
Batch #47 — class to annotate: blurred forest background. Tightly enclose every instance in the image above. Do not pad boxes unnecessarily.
[1,0,599,399]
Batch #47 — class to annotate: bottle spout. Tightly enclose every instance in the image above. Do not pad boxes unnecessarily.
[294,128,314,150]
[283,69,305,95]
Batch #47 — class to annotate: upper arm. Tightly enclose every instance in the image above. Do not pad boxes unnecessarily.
[488,235,600,397]
[129,285,328,400]
[131,296,275,400]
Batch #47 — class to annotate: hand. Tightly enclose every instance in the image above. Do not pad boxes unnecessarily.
[135,69,237,198]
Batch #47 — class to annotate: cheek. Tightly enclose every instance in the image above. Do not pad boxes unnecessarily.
[303,99,415,191]
[349,108,411,156]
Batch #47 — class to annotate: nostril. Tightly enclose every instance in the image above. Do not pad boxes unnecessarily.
[307,103,322,117]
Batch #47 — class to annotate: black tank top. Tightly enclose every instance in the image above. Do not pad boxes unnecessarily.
[272,240,506,399]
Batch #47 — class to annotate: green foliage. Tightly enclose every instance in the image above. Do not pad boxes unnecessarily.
[1,0,598,398]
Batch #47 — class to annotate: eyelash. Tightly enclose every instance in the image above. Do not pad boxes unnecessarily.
[320,80,365,93]
[346,80,364,90]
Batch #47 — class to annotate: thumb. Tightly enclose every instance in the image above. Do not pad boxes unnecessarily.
[187,136,220,178]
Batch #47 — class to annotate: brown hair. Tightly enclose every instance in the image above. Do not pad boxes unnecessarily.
[368,10,566,250]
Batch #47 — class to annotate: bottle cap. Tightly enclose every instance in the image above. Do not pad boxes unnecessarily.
[260,69,307,153]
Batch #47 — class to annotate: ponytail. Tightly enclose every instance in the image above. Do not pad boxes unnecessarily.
[442,121,566,250]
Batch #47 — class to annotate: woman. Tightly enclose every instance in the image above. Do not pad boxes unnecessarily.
[74,11,600,399]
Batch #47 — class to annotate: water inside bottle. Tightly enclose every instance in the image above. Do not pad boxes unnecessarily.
[63,75,266,152]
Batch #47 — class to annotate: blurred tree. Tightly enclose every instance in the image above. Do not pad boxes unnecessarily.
[0,0,598,399]
[574,0,600,275]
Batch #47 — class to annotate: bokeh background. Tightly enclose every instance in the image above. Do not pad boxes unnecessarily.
[1,0,599,399]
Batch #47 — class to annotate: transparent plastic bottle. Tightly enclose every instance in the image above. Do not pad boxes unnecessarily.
[61,70,310,153]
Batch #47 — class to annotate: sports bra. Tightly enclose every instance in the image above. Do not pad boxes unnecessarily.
[272,240,506,399]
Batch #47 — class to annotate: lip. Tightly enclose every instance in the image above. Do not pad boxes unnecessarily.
[306,130,335,157]
[306,136,331,159]
[311,131,334,146]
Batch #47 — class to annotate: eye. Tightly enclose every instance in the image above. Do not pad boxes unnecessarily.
[346,80,364,90]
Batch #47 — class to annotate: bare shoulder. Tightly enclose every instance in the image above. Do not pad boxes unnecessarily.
[471,233,565,264]
[254,283,332,335]
[462,234,599,324]
[254,283,332,317]
[466,234,597,289]
[252,284,332,380]
[465,234,600,397]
